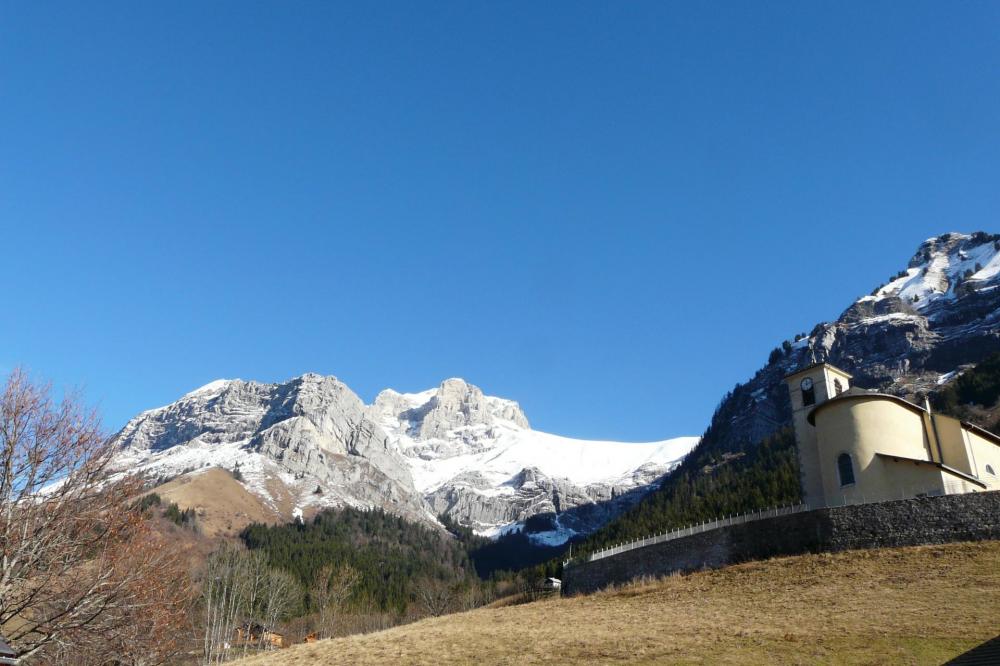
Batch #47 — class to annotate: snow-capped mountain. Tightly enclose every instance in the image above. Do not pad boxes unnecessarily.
[112,375,696,543]
[856,231,1000,319]
[372,378,696,541]
[701,231,1000,455]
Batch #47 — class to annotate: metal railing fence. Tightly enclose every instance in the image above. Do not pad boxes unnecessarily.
[571,503,808,566]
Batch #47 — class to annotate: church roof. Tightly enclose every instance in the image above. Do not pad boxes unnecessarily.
[806,391,923,425]
[874,453,988,488]
[807,392,1000,447]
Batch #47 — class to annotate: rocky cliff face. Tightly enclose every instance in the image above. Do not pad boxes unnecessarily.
[713,231,1000,453]
[379,377,530,441]
[112,374,429,524]
[113,375,696,541]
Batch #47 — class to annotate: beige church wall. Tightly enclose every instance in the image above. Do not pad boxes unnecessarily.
[814,397,944,503]
[967,430,1000,490]
[932,414,1000,490]
[828,454,948,504]
[871,459,954,499]
[932,414,974,474]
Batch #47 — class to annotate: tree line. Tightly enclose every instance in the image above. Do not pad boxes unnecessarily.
[239,506,481,616]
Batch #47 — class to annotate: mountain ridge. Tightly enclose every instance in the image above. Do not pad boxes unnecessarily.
[111,374,696,542]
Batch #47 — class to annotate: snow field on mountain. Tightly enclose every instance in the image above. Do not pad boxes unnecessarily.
[397,423,698,494]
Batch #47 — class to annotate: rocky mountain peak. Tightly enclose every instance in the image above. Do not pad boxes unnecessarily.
[419,378,529,437]
[853,231,1000,319]
[701,230,1000,457]
[372,378,529,441]
[111,373,427,525]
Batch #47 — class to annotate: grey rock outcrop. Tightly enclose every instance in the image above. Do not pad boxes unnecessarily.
[115,372,692,541]
[377,378,529,441]
[422,465,671,536]
[113,374,427,523]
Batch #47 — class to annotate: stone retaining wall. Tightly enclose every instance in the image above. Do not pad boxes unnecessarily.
[562,490,1000,595]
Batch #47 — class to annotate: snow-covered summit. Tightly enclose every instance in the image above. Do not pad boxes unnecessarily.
[370,378,697,538]
[858,232,1000,314]
[717,231,1000,456]
[184,379,234,398]
[373,378,529,440]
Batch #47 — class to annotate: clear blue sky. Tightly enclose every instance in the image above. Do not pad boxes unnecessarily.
[2,2,998,440]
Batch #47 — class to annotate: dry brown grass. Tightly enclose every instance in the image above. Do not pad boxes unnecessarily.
[152,467,281,537]
[236,540,1000,665]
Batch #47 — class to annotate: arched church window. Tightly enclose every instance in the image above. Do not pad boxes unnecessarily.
[986,464,996,477]
[837,453,855,487]
[800,377,815,407]
[834,378,844,395]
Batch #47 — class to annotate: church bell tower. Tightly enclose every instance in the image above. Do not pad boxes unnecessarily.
[783,362,852,505]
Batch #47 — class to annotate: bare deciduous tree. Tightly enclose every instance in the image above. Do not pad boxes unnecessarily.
[202,544,302,664]
[311,563,360,638]
[415,577,457,618]
[259,568,298,649]
[48,528,193,666]
[202,543,250,664]
[0,368,191,663]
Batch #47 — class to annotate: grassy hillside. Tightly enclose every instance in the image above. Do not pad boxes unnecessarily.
[234,540,1000,665]
[148,467,281,537]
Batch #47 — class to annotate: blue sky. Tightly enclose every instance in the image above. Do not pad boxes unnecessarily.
[1,2,998,440]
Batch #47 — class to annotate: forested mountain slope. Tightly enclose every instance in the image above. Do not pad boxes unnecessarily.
[573,233,1000,557]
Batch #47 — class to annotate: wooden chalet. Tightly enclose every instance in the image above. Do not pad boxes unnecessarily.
[234,622,283,649]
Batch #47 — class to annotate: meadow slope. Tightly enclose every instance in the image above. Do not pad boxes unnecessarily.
[237,541,1000,665]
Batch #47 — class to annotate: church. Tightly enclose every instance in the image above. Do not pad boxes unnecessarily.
[784,362,1000,506]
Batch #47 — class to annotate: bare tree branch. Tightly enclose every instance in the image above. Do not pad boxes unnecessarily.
[0,368,191,664]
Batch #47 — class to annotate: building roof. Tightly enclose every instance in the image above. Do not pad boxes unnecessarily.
[783,361,853,381]
[806,391,924,425]
[963,420,1000,447]
[874,452,988,489]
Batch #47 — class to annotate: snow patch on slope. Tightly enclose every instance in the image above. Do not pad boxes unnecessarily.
[858,233,1000,311]
[401,424,696,493]
[185,379,235,397]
